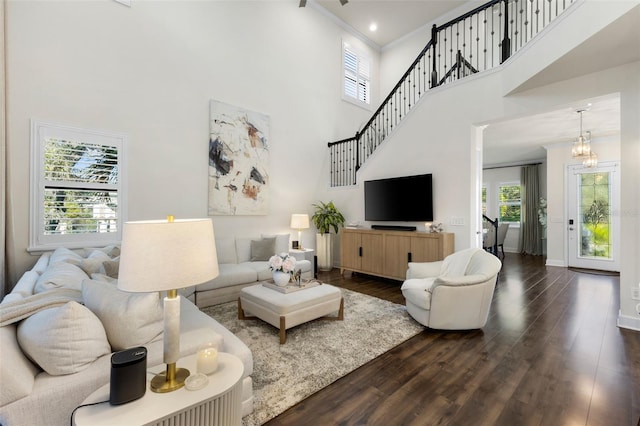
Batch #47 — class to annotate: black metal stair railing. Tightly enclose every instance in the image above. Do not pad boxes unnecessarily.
[329,0,576,187]
[483,214,499,257]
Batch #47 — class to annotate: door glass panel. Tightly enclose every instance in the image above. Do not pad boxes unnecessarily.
[579,172,611,259]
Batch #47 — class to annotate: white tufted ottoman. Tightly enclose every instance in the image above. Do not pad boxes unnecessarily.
[238,283,343,344]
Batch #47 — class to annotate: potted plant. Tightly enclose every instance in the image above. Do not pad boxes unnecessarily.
[311,201,345,271]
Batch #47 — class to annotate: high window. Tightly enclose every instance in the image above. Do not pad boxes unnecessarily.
[498,182,521,224]
[343,42,371,108]
[30,120,126,251]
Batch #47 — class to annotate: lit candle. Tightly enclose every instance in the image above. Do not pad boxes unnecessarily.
[197,346,218,375]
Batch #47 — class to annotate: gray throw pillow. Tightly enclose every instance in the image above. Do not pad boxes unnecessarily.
[250,238,276,261]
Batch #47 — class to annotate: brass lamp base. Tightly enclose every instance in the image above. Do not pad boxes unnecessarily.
[150,363,190,393]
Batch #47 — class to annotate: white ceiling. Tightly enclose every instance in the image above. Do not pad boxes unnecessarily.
[483,95,621,166]
[312,1,639,166]
[315,0,470,47]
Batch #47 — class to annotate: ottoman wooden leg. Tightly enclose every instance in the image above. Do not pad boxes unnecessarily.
[279,316,286,344]
[320,297,344,321]
[238,298,255,320]
[237,298,245,319]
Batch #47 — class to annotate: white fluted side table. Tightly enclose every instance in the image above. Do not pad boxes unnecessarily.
[74,352,243,426]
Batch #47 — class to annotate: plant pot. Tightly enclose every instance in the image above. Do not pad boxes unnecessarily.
[316,233,333,271]
[272,271,290,287]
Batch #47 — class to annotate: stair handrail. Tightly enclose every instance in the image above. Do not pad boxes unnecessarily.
[328,0,576,187]
[343,0,508,148]
[483,215,499,257]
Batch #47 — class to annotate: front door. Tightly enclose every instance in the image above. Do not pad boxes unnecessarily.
[567,162,620,272]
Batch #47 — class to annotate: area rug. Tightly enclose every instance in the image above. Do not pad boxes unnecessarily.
[201,288,423,425]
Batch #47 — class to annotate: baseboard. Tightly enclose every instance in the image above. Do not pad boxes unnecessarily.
[617,311,640,331]
[545,259,566,267]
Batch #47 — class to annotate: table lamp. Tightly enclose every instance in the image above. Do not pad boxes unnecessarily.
[290,214,309,250]
[117,216,219,393]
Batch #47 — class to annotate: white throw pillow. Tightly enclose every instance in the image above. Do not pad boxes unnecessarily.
[48,247,84,265]
[78,250,112,275]
[33,261,89,293]
[215,238,238,264]
[100,257,120,278]
[82,279,163,351]
[262,234,290,255]
[31,254,51,274]
[9,270,39,298]
[16,301,111,376]
[90,273,117,284]
[235,238,253,263]
[84,245,121,258]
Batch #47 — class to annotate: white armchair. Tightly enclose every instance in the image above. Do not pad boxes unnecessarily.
[400,248,502,330]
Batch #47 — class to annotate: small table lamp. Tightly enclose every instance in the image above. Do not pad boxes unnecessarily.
[290,214,309,250]
[118,216,219,393]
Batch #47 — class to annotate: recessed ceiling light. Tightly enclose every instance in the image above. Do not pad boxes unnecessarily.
[369,23,378,32]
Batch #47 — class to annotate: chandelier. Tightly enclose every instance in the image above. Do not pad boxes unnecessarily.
[571,109,598,168]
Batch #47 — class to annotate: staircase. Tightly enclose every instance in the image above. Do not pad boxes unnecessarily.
[328,0,576,187]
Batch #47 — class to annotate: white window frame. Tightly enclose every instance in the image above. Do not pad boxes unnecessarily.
[29,120,127,252]
[497,181,521,226]
[342,41,372,110]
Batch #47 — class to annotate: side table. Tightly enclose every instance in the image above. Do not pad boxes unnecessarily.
[73,352,244,426]
[289,248,316,277]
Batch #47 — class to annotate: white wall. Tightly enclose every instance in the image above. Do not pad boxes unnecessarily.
[5,0,377,282]
[545,137,621,267]
[6,1,640,330]
[317,7,639,328]
[482,166,525,253]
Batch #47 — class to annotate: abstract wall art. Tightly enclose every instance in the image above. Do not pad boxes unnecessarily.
[208,100,270,215]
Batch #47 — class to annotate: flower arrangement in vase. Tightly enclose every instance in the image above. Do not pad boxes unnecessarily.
[268,253,296,286]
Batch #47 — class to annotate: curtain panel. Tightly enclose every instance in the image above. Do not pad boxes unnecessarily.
[519,165,543,255]
[1,0,7,298]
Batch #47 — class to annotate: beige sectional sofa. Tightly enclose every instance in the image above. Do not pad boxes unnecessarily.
[191,234,313,308]
[0,246,255,426]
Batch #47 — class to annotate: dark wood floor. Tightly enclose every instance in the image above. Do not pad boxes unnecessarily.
[266,253,640,426]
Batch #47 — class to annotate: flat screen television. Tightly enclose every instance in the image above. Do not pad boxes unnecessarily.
[364,174,433,222]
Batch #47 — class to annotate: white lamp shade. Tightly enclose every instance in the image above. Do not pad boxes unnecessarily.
[118,218,219,293]
[290,214,310,229]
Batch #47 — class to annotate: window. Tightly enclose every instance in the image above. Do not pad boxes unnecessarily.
[30,120,126,251]
[498,183,521,223]
[481,186,487,216]
[343,42,371,107]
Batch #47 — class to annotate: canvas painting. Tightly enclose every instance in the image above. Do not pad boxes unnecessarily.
[208,100,270,215]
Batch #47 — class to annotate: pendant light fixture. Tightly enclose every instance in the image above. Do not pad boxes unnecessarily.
[571,109,598,168]
[571,109,591,158]
[582,133,598,168]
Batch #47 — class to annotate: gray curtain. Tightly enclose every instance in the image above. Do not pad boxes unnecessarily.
[519,165,543,255]
[1,0,6,298]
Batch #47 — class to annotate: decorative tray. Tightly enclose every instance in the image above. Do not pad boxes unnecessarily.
[262,279,322,294]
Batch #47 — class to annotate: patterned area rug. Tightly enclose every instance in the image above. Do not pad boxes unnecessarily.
[202,288,423,425]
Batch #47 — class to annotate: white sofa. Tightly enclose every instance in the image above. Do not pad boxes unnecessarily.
[400,248,502,330]
[192,234,313,308]
[0,246,254,426]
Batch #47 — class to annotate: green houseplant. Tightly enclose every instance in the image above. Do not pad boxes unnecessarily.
[311,201,345,234]
[311,201,345,271]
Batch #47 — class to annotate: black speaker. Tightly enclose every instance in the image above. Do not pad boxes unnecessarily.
[110,346,147,405]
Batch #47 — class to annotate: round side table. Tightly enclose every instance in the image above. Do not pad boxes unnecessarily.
[73,352,243,426]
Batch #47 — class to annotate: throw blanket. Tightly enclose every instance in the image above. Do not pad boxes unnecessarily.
[0,288,83,327]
